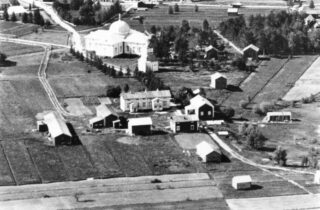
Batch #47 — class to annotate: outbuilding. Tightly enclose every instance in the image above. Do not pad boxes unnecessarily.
[232,175,252,190]
[43,112,72,146]
[242,44,259,61]
[170,115,199,133]
[196,141,221,163]
[227,7,239,16]
[264,111,292,123]
[89,116,105,129]
[211,72,227,89]
[314,170,320,184]
[93,104,118,127]
[127,117,152,136]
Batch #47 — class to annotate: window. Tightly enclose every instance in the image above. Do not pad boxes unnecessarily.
[126,46,129,52]
[176,126,180,131]
[208,111,211,116]
[142,102,146,107]
[188,109,195,115]
[163,101,167,106]
[191,125,194,130]
[200,111,204,116]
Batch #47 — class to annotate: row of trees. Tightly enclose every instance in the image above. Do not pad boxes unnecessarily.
[2,7,47,27]
[219,11,320,55]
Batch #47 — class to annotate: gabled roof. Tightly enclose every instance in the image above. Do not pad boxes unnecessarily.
[204,45,220,53]
[121,90,171,100]
[43,112,71,138]
[305,14,315,22]
[170,115,199,122]
[266,111,291,117]
[211,72,226,80]
[196,141,220,156]
[96,104,118,118]
[128,117,152,126]
[89,116,105,124]
[242,44,259,53]
[187,95,214,109]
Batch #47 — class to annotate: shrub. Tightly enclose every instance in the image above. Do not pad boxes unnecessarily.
[239,100,248,109]
[174,3,179,12]
[123,84,130,93]
[194,4,198,12]
[106,85,121,98]
[221,106,235,119]
[273,146,287,166]
[168,6,173,14]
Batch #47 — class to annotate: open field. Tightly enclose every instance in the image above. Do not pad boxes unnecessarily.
[123,5,284,30]
[284,56,320,101]
[0,21,39,37]
[0,42,44,57]
[157,69,248,104]
[64,98,93,116]
[175,133,216,150]
[253,55,318,104]
[20,30,70,46]
[223,57,288,107]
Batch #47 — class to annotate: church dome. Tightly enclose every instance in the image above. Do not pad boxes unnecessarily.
[109,20,130,36]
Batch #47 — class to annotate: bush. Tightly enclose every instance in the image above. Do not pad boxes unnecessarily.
[273,146,287,166]
[168,6,173,14]
[194,4,198,12]
[259,101,275,114]
[239,100,248,109]
[106,85,121,98]
[221,106,235,119]
[174,3,179,12]
[244,124,266,149]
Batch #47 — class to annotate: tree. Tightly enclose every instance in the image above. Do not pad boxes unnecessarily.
[29,3,32,11]
[134,66,139,77]
[10,12,17,22]
[110,66,116,77]
[245,126,266,150]
[3,7,9,21]
[70,0,84,10]
[194,4,198,12]
[221,106,235,119]
[22,13,29,23]
[33,9,45,26]
[174,3,179,12]
[174,36,188,63]
[168,5,173,14]
[123,84,130,93]
[94,0,101,11]
[273,146,287,166]
[310,0,315,9]
[202,19,209,31]
[180,19,190,34]
[150,25,157,34]
[174,87,194,107]
[0,53,7,64]
[106,85,122,98]
[126,67,131,76]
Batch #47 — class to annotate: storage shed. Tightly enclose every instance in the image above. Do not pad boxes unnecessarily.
[94,104,118,127]
[232,175,252,190]
[196,141,221,163]
[242,44,259,61]
[264,112,292,123]
[128,117,152,136]
[211,72,227,89]
[170,115,199,133]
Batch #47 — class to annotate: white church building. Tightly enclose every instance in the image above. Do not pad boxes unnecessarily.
[84,15,158,72]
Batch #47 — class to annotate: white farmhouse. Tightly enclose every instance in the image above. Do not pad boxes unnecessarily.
[120,89,171,112]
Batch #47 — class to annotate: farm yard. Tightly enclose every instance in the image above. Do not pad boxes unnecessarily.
[124,5,285,30]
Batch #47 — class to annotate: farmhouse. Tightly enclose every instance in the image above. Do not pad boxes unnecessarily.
[89,104,118,128]
[170,115,199,133]
[185,95,214,121]
[242,44,259,61]
[127,117,152,136]
[211,72,227,89]
[43,112,72,146]
[120,89,171,112]
[227,7,239,16]
[232,175,252,190]
[196,141,221,163]
[204,45,219,59]
[264,111,292,123]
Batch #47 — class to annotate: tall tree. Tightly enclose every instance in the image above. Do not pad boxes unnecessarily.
[202,19,209,31]
[10,12,17,22]
[22,12,29,23]
[33,9,44,25]
[310,0,315,9]
[3,7,9,21]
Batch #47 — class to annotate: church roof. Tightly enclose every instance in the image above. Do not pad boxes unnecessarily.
[109,19,131,37]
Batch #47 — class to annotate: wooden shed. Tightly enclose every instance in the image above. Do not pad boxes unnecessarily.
[211,72,227,89]
[232,175,252,190]
[128,117,152,136]
[242,44,259,61]
[196,141,221,163]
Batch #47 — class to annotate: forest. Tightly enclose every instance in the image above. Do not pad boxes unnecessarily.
[219,11,320,55]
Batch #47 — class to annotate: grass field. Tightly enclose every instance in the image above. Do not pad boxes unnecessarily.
[0,42,44,57]
[124,5,284,30]
[21,30,70,46]
[253,55,318,104]
[0,21,39,37]
[284,56,320,101]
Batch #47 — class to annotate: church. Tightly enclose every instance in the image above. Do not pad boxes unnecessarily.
[84,15,158,72]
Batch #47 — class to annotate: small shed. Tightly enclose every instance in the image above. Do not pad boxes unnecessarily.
[227,7,239,16]
[242,44,259,61]
[232,175,252,190]
[89,116,105,129]
[264,111,292,123]
[95,104,118,127]
[211,72,227,89]
[196,141,221,163]
[170,115,199,133]
[314,170,320,184]
[128,117,152,136]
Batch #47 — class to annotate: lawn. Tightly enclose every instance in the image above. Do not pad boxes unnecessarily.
[0,22,39,37]
[21,30,69,46]
[0,42,44,57]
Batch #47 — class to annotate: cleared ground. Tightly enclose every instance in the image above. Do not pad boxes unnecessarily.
[284,56,320,101]
[20,30,70,46]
